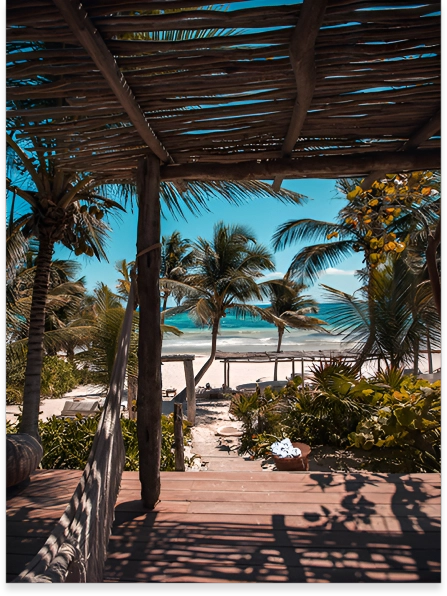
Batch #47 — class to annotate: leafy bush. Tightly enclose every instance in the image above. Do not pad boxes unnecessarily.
[6,412,192,471]
[230,360,441,472]
[40,356,80,398]
[348,377,440,472]
[6,353,81,403]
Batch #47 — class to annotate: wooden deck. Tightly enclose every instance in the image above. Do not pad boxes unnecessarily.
[7,470,440,583]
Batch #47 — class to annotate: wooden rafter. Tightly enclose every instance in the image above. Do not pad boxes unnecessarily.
[273,0,328,191]
[360,107,441,190]
[160,150,439,181]
[51,0,171,163]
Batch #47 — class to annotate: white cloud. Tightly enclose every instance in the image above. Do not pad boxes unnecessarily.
[259,271,285,281]
[323,267,356,276]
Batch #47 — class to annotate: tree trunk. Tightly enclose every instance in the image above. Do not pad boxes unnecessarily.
[127,375,138,420]
[160,293,169,325]
[413,337,420,376]
[427,334,433,374]
[357,271,376,370]
[19,235,54,439]
[136,154,162,510]
[273,327,284,381]
[426,218,441,316]
[175,318,220,403]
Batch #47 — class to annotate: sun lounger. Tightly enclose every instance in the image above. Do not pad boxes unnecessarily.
[60,398,103,418]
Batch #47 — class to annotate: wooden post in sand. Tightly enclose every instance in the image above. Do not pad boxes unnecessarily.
[184,359,196,425]
[174,403,185,472]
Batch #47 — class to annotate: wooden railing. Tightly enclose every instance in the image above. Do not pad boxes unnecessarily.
[15,281,136,583]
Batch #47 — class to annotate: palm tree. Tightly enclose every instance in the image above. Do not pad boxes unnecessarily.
[160,231,194,324]
[6,245,94,404]
[172,222,276,397]
[6,135,125,439]
[260,276,328,380]
[75,283,139,388]
[321,257,440,372]
[272,173,440,364]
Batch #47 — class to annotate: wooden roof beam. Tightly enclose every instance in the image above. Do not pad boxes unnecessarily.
[160,150,439,181]
[51,0,171,163]
[360,107,440,189]
[273,0,328,191]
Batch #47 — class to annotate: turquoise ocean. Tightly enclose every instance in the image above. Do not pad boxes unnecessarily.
[162,303,353,355]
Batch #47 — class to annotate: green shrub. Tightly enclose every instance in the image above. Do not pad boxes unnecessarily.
[40,356,80,398]
[348,377,441,472]
[230,360,441,472]
[37,412,191,471]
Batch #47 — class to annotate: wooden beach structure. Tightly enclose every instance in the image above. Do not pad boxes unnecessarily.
[6,0,440,583]
[217,349,379,389]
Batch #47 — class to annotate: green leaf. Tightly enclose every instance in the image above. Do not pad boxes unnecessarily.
[394,406,417,427]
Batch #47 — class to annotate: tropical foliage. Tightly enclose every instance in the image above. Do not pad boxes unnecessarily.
[230,360,440,472]
[6,413,191,472]
[272,171,440,366]
[321,256,440,371]
[160,231,194,323]
[6,136,125,438]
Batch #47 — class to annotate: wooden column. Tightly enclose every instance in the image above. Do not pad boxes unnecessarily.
[301,358,305,389]
[136,153,162,509]
[184,359,196,426]
[174,403,185,472]
[292,359,295,377]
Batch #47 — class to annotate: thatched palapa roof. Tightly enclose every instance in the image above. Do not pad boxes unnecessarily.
[7,0,440,184]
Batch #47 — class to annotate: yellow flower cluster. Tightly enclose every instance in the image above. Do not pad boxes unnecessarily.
[343,171,437,268]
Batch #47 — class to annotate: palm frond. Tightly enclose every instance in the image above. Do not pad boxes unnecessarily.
[160,180,306,220]
[288,240,355,283]
[272,219,351,251]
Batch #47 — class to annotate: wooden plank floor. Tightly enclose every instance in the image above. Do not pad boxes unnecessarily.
[7,470,441,583]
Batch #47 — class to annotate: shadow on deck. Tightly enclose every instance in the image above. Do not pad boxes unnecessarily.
[7,470,440,583]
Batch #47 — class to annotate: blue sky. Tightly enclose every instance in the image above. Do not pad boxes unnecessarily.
[48,177,364,302]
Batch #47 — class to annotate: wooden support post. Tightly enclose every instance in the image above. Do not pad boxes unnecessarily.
[427,335,433,374]
[301,358,305,389]
[136,153,162,509]
[292,359,295,378]
[184,359,196,426]
[174,403,185,472]
[127,375,137,420]
[227,362,230,390]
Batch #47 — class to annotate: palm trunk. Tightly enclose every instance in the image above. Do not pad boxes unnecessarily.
[357,271,376,370]
[160,293,169,325]
[426,219,441,316]
[136,154,162,510]
[175,318,220,402]
[19,235,54,439]
[273,327,284,382]
[427,334,433,374]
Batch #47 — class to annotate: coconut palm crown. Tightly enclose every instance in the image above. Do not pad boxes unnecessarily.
[260,276,328,380]
[172,222,277,393]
